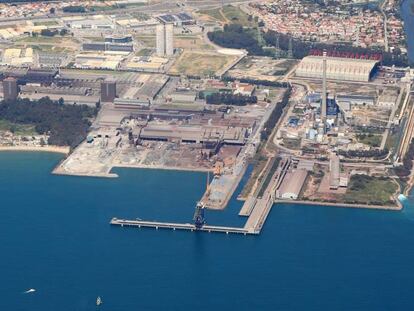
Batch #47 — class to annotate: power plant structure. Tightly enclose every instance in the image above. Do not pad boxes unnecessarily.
[321,50,327,123]
[100,80,117,103]
[2,77,18,101]
[156,23,174,57]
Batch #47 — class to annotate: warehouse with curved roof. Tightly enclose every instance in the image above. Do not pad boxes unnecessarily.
[295,55,379,82]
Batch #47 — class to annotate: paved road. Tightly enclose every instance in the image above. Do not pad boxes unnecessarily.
[0,0,253,24]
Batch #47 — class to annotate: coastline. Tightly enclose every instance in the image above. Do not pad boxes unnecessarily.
[52,162,212,179]
[0,145,70,155]
[276,199,402,211]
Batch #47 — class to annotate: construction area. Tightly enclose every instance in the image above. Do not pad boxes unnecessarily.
[52,71,286,211]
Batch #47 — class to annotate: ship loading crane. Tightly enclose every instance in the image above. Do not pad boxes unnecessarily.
[193,202,206,229]
[193,171,209,229]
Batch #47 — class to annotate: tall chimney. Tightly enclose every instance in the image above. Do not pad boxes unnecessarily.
[321,50,327,121]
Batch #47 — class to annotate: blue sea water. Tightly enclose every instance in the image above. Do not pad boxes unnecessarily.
[2,152,414,310]
[402,0,414,63]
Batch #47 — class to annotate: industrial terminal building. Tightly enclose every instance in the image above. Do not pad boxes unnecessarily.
[295,55,379,82]
[156,23,174,57]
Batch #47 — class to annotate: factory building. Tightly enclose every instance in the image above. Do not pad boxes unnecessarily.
[101,80,117,103]
[157,13,195,26]
[169,90,197,103]
[105,35,133,44]
[82,42,134,53]
[114,98,151,110]
[22,69,58,84]
[336,95,376,106]
[139,124,247,146]
[296,56,379,82]
[156,23,174,57]
[276,169,308,200]
[2,77,18,101]
[329,154,340,190]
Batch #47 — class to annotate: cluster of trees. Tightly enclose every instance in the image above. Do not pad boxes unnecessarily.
[0,97,97,148]
[394,138,414,177]
[261,86,291,141]
[337,149,388,159]
[264,30,410,67]
[222,76,290,88]
[62,5,86,13]
[208,24,265,55]
[205,93,257,106]
[348,175,377,191]
[40,29,68,37]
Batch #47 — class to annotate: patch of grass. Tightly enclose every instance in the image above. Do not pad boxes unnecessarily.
[343,175,397,205]
[174,35,214,51]
[83,37,106,42]
[169,51,236,76]
[134,34,155,47]
[61,69,125,75]
[239,153,268,199]
[221,5,255,27]
[356,133,382,148]
[198,8,226,22]
[257,157,280,198]
[282,138,301,150]
[385,130,399,151]
[33,21,59,26]
[199,5,257,27]
[136,48,153,56]
[0,120,37,135]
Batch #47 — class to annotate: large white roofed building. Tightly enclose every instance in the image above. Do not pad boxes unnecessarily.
[295,56,379,82]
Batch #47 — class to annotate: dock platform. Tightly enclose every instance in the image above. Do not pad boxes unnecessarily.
[110,157,283,236]
[238,196,257,216]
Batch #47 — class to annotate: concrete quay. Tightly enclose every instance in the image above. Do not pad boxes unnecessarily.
[238,195,257,216]
[111,153,281,236]
[110,171,277,236]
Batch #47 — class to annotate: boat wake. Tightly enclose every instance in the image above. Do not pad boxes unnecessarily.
[23,289,36,294]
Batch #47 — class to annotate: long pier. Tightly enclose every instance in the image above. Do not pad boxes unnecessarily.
[110,163,280,236]
[110,218,252,235]
[110,157,283,236]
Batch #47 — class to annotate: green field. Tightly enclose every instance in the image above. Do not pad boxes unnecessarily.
[134,35,156,47]
[169,51,236,77]
[239,152,268,199]
[198,8,226,22]
[33,21,59,26]
[199,5,257,27]
[356,133,382,148]
[0,120,37,136]
[136,48,153,56]
[282,138,302,150]
[343,175,397,205]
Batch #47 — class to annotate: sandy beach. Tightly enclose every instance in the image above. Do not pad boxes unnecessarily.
[0,145,70,155]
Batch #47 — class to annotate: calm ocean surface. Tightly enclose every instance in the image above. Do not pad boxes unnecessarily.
[402,0,414,63]
[1,152,414,310]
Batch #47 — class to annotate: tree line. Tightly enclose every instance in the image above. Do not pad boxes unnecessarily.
[208,24,265,56]
[0,97,97,148]
[394,138,414,178]
[264,30,410,67]
[337,149,389,159]
[222,76,290,88]
[62,5,86,13]
[208,24,410,67]
[205,93,257,106]
[261,86,291,141]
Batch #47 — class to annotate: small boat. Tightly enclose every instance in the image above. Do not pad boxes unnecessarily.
[96,296,102,306]
[23,288,36,294]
